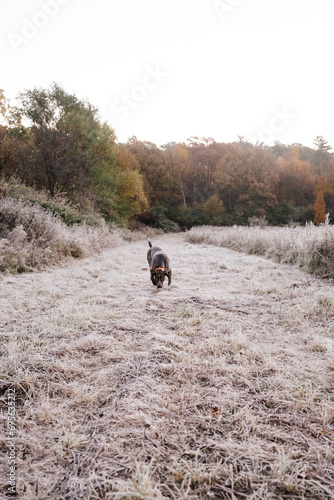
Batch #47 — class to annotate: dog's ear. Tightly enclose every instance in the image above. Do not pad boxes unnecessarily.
[167,269,172,286]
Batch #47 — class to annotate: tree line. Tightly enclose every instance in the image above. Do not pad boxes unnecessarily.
[1,84,333,229]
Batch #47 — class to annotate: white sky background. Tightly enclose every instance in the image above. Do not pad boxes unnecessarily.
[1,0,334,148]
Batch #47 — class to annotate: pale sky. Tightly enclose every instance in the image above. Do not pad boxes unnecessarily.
[1,0,334,148]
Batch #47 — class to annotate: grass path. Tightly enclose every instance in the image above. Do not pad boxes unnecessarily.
[1,233,334,499]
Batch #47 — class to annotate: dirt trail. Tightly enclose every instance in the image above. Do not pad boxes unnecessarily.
[1,233,333,499]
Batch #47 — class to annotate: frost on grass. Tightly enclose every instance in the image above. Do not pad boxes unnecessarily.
[0,197,149,273]
[0,233,333,499]
[186,224,334,278]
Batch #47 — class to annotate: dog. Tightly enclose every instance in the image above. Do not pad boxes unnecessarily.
[147,237,172,289]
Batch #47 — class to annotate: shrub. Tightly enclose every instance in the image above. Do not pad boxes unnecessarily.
[0,198,83,272]
[0,197,139,273]
[0,177,155,273]
[151,205,180,232]
[1,177,101,227]
[248,215,268,227]
[307,229,334,278]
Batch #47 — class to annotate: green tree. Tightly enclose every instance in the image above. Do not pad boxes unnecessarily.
[313,136,332,174]
[90,152,147,223]
[313,135,332,153]
[15,83,116,198]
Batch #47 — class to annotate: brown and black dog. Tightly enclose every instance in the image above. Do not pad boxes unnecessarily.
[147,237,172,289]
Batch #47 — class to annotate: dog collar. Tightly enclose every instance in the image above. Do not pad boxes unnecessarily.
[155,267,164,272]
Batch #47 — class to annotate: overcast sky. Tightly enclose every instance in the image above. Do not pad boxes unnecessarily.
[1,0,334,148]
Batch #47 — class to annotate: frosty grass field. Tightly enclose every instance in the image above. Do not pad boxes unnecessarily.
[1,226,334,499]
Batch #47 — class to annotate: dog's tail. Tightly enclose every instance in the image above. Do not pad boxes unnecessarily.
[147,235,152,248]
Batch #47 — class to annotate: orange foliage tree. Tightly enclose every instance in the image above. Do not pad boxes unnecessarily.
[313,191,326,224]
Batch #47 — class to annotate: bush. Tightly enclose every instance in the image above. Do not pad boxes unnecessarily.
[151,205,180,232]
[175,205,207,229]
[0,197,141,273]
[40,198,101,227]
[0,177,156,273]
[0,198,84,272]
[307,227,334,278]
[1,177,102,227]
[268,203,315,226]
[248,215,268,227]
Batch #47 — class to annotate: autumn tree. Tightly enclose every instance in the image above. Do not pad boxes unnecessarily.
[214,144,278,221]
[0,123,15,176]
[115,144,140,171]
[0,90,23,177]
[276,148,314,207]
[313,191,326,224]
[312,180,334,225]
[163,143,192,208]
[124,137,175,209]
[90,144,147,223]
[203,195,225,223]
[186,137,223,203]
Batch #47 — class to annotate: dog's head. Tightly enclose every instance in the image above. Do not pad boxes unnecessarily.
[151,267,167,289]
